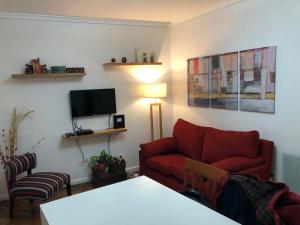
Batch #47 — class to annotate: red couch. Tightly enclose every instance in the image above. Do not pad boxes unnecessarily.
[275,191,300,225]
[139,118,274,192]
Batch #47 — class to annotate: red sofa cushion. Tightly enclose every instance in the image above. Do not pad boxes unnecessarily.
[173,119,208,160]
[201,128,260,163]
[146,154,186,175]
[277,205,300,225]
[169,163,185,181]
[140,137,177,158]
[277,192,300,207]
[211,156,264,173]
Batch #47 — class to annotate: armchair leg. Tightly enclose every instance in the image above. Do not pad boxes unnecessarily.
[66,183,72,196]
[9,198,14,218]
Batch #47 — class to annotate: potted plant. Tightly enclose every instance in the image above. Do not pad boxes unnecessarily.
[89,150,126,174]
[89,150,127,188]
[89,150,112,174]
[107,156,126,173]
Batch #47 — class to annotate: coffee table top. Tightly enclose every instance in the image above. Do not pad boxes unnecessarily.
[40,176,239,225]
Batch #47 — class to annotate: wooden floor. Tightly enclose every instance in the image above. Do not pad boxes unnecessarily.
[0,182,94,225]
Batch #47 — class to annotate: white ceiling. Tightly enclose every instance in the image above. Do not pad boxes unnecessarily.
[0,0,241,23]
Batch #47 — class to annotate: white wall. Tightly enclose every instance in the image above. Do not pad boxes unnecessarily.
[0,14,172,198]
[170,0,300,181]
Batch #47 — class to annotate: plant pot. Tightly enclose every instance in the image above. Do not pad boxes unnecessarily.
[91,164,105,174]
[109,163,126,173]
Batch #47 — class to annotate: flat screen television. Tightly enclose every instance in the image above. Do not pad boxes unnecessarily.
[70,88,117,118]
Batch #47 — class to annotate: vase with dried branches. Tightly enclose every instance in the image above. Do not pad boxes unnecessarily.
[0,107,45,168]
[9,107,34,158]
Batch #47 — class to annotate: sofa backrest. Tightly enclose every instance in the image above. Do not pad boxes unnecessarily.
[201,127,260,163]
[173,119,208,160]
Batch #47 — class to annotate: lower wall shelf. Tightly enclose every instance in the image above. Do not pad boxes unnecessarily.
[62,128,127,140]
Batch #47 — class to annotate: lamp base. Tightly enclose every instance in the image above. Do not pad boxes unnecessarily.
[150,103,163,141]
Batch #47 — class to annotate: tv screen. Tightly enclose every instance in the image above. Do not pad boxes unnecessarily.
[70,88,117,118]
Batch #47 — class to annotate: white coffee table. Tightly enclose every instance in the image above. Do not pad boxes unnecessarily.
[40,176,239,225]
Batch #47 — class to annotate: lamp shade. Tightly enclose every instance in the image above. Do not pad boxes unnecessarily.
[143,83,167,98]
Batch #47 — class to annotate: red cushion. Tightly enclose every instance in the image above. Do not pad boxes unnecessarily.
[211,157,264,173]
[201,128,260,163]
[140,137,177,158]
[277,192,300,206]
[146,154,186,175]
[169,163,185,181]
[173,119,208,160]
[277,205,300,225]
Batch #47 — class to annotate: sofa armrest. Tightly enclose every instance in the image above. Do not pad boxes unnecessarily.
[140,137,177,158]
[139,150,146,176]
[139,137,177,176]
[259,139,274,166]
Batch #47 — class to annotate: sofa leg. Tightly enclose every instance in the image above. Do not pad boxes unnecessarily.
[66,183,72,196]
[9,198,14,218]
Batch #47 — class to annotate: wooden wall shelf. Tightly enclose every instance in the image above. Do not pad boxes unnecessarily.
[103,62,162,66]
[62,128,127,140]
[11,73,86,79]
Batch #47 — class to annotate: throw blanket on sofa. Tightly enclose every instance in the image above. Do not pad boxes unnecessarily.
[218,174,288,225]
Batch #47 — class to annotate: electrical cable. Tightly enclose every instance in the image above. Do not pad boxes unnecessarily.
[107,114,112,155]
[75,138,85,162]
[71,117,85,162]
[108,134,111,156]
[108,114,112,129]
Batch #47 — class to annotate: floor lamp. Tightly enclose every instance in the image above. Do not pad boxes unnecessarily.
[143,83,167,141]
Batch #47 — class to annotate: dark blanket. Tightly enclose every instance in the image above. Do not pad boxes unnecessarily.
[218,179,259,225]
[218,175,288,225]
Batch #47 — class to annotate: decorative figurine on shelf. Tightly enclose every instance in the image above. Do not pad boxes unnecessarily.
[134,48,139,62]
[31,58,41,74]
[25,64,33,74]
[143,53,148,63]
[150,52,156,63]
[41,64,48,74]
[121,57,127,63]
[111,58,116,63]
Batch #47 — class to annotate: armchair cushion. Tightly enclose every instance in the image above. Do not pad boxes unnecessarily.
[173,119,208,160]
[201,128,260,163]
[146,154,186,175]
[211,156,264,173]
[10,172,70,200]
[140,137,177,158]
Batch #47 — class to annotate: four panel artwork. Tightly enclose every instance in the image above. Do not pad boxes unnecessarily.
[187,46,276,114]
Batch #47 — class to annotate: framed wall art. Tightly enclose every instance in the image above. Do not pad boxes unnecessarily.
[240,46,276,113]
[187,56,209,107]
[210,52,238,110]
[187,46,276,114]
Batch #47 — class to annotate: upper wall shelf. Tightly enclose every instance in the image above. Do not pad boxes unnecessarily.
[11,73,86,79]
[103,62,162,66]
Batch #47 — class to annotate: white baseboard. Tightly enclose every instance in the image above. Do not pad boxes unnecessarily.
[126,166,139,173]
[70,165,139,186]
[71,177,91,186]
[0,165,140,202]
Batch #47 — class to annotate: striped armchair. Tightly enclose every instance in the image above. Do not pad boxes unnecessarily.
[4,153,71,218]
